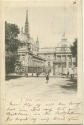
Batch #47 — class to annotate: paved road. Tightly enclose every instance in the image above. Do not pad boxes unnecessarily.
[6,77,77,101]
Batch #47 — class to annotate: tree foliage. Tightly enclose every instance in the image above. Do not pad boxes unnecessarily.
[5,21,20,74]
[70,38,77,66]
[71,38,77,57]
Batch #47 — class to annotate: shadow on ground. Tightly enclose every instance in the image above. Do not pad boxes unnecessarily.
[60,78,77,91]
[5,75,23,81]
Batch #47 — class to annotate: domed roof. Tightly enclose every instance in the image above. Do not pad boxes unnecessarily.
[57,34,70,48]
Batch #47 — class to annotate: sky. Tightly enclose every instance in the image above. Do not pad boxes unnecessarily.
[4,0,79,47]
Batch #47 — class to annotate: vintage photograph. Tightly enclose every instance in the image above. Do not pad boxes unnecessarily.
[0,0,83,124]
[5,3,78,100]
[0,0,83,125]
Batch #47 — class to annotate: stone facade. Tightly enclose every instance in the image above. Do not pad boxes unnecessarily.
[38,36,76,76]
[16,10,76,76]
[15,10,46,75]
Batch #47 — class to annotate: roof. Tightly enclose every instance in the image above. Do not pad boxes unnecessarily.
[38,47,71,54]
[29,51,46,61]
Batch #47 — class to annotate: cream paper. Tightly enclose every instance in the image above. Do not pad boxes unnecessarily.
[0,0,83,124]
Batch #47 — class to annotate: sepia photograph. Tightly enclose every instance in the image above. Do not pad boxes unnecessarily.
[0,0,83,124]
[5,3,78,99]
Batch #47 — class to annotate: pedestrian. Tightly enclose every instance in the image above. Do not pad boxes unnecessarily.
[36,72,39,77]
[66,68,69,78]
[32,73,33,76]
[25,73,28,77]
[46,73,49,83]
[70,68,74,79]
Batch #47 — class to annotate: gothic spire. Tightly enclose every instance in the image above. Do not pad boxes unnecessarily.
[26,10,28,22]
[36,36,39,51]
[37,36,38,42]
[25,10,30,39]
[21,27,23,34]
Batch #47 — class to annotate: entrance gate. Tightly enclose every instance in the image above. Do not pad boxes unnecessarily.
[53,63,62,75]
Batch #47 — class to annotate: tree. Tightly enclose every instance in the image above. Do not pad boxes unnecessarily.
[5,21,20,74]
[70,38,77,66]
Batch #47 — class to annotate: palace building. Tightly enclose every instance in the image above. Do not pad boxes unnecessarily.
[38,34,76,76]
[16,10,76,76]
[16,10,46,75]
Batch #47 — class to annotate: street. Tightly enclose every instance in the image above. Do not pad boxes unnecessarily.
[6,76,77,101]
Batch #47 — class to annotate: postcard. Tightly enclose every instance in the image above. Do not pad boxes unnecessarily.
[0,0,83,124]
